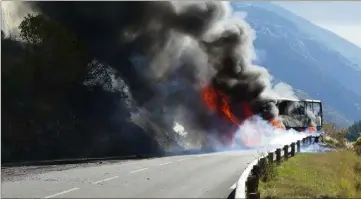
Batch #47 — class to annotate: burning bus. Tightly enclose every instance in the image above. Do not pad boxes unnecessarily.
[273,98,323,132]
[241,98,324,148]
[201,85,324,149]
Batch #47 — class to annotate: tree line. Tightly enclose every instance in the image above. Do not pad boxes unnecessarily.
[347,120,361,141]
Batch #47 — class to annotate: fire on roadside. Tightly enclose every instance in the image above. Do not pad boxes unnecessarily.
[201,84,294,147]
[201,85,259,147]
[201,85,240,124]
[270,118,286,129]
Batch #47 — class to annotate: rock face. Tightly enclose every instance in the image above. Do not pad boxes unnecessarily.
[232,2,361,127]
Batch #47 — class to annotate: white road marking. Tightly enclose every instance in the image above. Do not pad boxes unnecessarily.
[230,182,237,190]
[44,188,79,198]
[157,162,172,166]
[92,176,119,184]
[130,168,148,173]
[176,158,187,162]
[197,155,207,158]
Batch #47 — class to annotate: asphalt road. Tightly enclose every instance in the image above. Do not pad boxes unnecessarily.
[1,150,266,198]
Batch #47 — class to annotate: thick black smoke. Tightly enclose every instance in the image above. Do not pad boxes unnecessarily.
[22,1,280,149]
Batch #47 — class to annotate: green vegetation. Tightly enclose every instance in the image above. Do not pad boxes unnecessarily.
[322,122,348,148]
[259,151,361,198]
[354,136,361,156]
[259,121,361,198]
[347,120,361,141]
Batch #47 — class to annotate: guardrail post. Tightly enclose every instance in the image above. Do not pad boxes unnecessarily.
[314,136,319,143]
[302,138,306,146]
[246,175,259,199]
[290,142,296,157]
[283,145,289,160]
[267,152,274,165]
[296,140,301,153]
[275,148,281,164]
[252,164,261,177]
[308,136,312,144]
[259,157,267,177]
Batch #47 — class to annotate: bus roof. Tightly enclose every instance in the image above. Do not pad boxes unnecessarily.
[277,97,322,103]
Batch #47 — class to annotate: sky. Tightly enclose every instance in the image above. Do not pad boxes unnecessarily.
[274,1,361,48]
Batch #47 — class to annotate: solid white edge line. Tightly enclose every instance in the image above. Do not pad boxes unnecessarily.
[235,157,261,199]
[230,182,237,190]
[92,176,119,184]
[235,143,298,199]
[234,147,276,199]
[44,188,80,199]
[129,168,148,173]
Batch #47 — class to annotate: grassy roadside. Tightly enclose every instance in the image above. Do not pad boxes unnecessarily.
[259,150,361,198]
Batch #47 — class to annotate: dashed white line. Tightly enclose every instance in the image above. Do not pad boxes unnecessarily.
[157,162,172,166]
[44,188,79,198]
[176,158,187,162]
[130,168,148,173]
[92,176,119,184]
[230,182,237,190]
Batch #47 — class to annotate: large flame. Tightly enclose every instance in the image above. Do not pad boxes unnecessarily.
[201,85,311,148]
[202,86,218,112]
[201,85,257,147]
[202,86,240,124]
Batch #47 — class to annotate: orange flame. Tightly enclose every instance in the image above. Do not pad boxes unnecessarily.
[270,118,286,129]
[308,126,316,133]
[202,86,218,111]
[201,85,258,147]
[202,85,240,124]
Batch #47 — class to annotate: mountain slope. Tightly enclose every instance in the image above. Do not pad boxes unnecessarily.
[272,78,353,128]
[237,2,361,97]
[262,2,361,68]
[231,2,361,127]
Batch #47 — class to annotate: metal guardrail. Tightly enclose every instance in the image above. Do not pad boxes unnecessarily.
[239,135,319,199]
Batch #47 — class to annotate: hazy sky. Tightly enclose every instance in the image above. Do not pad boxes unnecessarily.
[274,1,361,48]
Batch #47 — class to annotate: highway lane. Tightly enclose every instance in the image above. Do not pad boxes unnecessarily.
[1,149,266,198]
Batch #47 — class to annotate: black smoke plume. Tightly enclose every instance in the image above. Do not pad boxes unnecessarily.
[11,1,300,151]
[21,1,277,149]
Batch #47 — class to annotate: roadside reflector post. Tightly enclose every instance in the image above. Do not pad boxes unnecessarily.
[290,142,296,157]
[248,192,261,199]
[296,140,301,153]
[275,148,281,164]
[283,145,289,160]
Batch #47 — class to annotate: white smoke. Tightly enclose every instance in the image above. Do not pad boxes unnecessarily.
[234,115,310,149]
